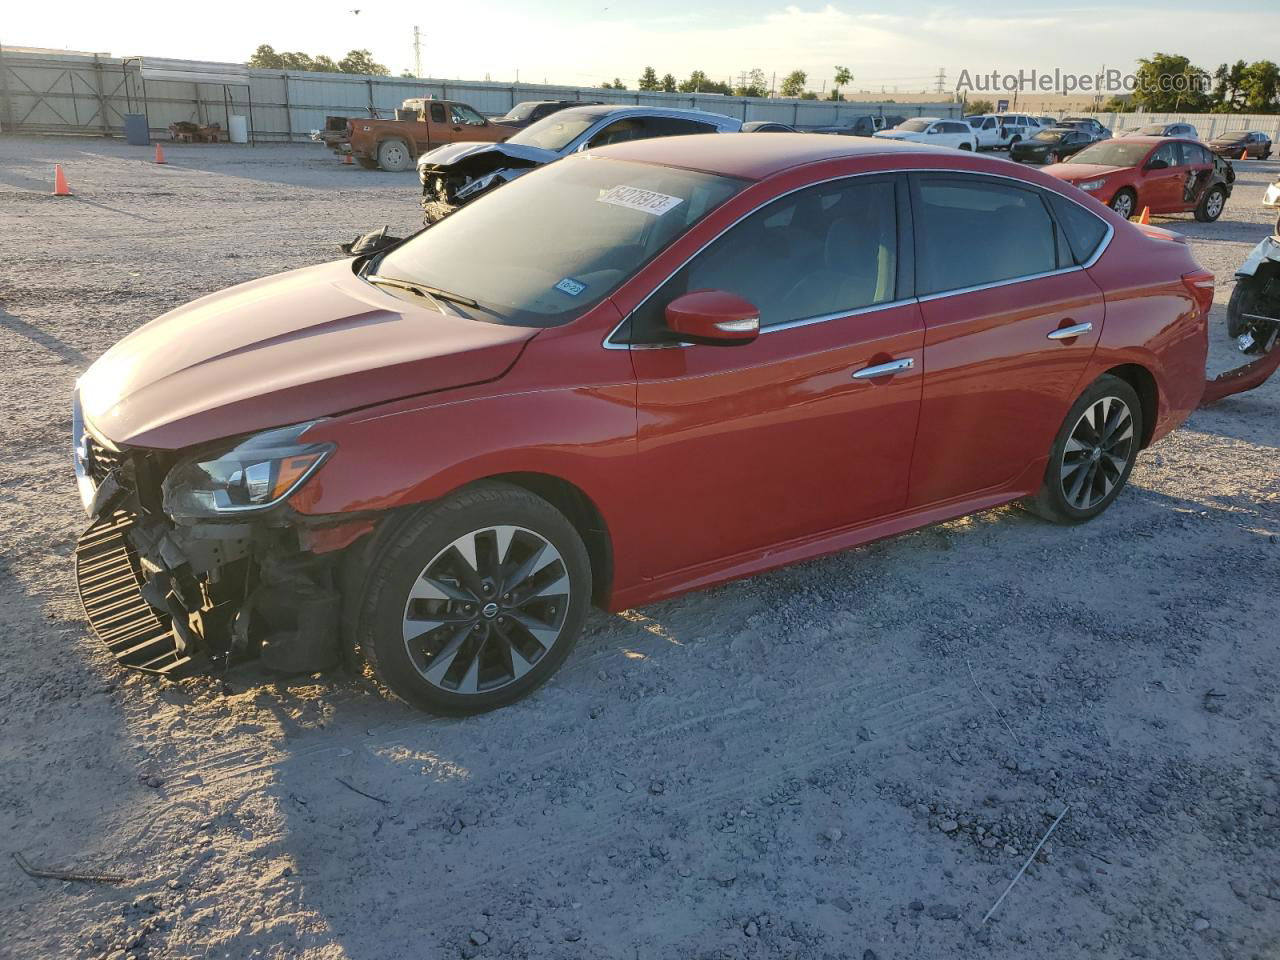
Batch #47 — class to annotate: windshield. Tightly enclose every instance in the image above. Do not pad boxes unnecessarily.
[1032,130,1066,142]
[373,158,743,327]
[897,119,931,133]
[504,101,541,121]
[1066,141,1152,166]
[508,108,602,152]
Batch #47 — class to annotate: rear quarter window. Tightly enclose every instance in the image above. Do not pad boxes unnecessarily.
[1049,194,1108,265]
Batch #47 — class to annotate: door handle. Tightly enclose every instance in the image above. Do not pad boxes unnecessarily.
[852,357,914,380]
[1047,322,1093,340]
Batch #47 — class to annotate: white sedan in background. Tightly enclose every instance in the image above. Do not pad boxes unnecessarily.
[873,117,978,151]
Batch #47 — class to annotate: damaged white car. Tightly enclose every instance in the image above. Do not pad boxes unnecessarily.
[416,104,741,222]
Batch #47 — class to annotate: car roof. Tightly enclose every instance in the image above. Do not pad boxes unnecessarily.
[554,103,738,126]
[590,132,976,180]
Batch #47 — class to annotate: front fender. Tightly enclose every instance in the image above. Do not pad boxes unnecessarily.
[286,307,648,592]
[1236,236,1280,279]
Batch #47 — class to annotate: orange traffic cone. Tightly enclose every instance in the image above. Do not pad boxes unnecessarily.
[154,143,166,164]
[52,164,71,196]
[1138,206,1151,225]
[343,153,353,165]
[1240,148,1249,161]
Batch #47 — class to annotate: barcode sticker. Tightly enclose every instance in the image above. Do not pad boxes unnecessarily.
[597,185,684,216]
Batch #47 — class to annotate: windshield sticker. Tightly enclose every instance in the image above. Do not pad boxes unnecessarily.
[597,185,684,217]
[555,277,588,297]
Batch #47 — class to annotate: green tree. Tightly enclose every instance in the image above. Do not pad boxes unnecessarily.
[1240,60,1280,113]
[965,98,994,115]
[780,70,807,99]
[279,51,316,71]
[679,70,731,95]
[312,55,337,72]
[1132,53,1210,112]
[611,77,627,90]
[678,70,709,93]
[832,65,853,98]
[248,44,284,69]
[638,66,660,91]
[661,73,678,93]
[733,68,768,98]
[1212,60,1248,112]
[800,91,818,100]
[1100,94,1131,112]
[338,49,390,76]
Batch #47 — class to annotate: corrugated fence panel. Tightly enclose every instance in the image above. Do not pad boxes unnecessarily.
[0,50,968,141]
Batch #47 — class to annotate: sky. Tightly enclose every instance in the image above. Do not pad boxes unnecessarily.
[4,0,1279,94]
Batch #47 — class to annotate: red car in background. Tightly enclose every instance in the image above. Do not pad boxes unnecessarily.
[73,135,1217,715]
[1044,136,1234,221]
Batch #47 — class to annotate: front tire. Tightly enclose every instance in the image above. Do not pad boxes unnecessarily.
[1195,185,1227,222]
[1109,188,1137,220]
[357,482,592,715]
[377,138,413,172]
[1025,375,1142,525]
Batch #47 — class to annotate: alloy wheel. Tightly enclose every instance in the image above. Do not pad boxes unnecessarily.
[1112,193,1134,219]
[1059,396,1135,511]
[401,525,571,695]
[1046,151,1059,164]
[1205,189,1225,219]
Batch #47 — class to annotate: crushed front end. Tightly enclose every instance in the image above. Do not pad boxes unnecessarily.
[73,398,365,677]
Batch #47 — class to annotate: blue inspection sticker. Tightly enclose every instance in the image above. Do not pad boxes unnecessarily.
[555,277,588,297]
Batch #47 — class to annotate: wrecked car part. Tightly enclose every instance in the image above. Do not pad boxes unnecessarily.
[74,418,354,677]
[339,225,404,258]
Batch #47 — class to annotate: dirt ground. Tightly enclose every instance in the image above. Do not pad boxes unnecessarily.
[1,136,1277,960]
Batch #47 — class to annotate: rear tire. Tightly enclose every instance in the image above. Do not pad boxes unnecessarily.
[1110,189,1137,220]
[1195,185,1227,222]
[1227,279,1261,340]
[377,138,413,172]
[357,482,592,716]
[1024,375,1143,525]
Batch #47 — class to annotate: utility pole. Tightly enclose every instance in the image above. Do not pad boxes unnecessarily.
[413,26,422,79]
[934,67,946,95]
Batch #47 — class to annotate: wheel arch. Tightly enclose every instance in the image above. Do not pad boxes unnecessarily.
[479,472,614,607]
[1101,363,1158,448]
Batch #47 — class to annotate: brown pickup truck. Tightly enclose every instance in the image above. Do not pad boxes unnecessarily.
[347,99,515,171]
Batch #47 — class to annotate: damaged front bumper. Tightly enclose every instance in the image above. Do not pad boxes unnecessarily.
[72,410,367,678]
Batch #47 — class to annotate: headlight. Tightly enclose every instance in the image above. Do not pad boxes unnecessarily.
[1077,178,1106,192]
[162,421,332,521]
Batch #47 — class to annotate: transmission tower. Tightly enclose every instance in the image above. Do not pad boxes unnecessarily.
[934,67,946,95]
[413,26,422,79]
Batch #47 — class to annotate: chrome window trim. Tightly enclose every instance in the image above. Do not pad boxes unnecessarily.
[602,166,1114,350]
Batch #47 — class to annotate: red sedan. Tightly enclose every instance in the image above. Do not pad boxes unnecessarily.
[73,135,1215,714]
[1044,136,1234,221]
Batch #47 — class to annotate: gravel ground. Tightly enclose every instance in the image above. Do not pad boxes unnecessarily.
[1,136,1278,960]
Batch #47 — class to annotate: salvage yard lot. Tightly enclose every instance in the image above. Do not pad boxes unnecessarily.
[1,136,1278,959]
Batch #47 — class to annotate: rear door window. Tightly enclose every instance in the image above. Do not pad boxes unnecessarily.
[625,176,901,341]
[913,176,1060,295]
[429,103,446,123]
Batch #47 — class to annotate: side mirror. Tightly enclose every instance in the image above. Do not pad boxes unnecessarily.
[664,290,760,346]
[1146,158,1169,170]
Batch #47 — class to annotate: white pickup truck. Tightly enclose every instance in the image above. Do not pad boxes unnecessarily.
[965,113,1045,150]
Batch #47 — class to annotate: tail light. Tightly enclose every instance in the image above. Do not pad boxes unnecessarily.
[1181,269,1216,316]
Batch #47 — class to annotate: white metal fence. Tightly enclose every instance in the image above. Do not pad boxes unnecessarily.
[0,50,961,141]
[1088,112,1280,143]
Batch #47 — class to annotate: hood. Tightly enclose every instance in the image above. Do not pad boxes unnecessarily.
[418,140,561,171]
[79,260,536,450]
[1210,135,1248,145]
[1048,162,1125,182]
